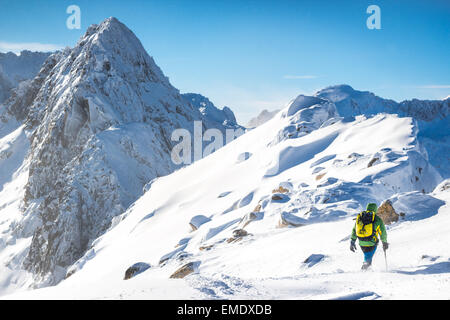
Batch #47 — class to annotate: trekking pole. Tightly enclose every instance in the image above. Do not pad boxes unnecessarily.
[383,248,388,272]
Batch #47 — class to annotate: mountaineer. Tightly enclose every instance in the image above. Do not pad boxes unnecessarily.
[350,203,389,270]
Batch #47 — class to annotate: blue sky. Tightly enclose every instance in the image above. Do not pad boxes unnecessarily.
[0,0,449,123]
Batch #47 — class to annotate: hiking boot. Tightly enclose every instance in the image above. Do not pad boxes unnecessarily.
[361,261,371,270]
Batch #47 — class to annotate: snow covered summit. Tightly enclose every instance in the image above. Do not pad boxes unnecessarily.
[315,84,450,178]
[316,84,449,122]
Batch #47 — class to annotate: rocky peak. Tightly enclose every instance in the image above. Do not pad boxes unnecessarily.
[3,17,236,285]
[72,17,170,88]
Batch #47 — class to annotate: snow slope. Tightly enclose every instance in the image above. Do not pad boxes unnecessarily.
[5,94,448,299]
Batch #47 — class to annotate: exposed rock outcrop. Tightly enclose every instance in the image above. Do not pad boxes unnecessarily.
[199,244,214,251]
[124,262,151,280]
[170,261,200,279]
[271,193,290,202]
[367,157,379,168]
[239,212,257,229]
[227,229,249,243]
[272,186,289,194]
[315,173,326,180]
[377,200,399,225]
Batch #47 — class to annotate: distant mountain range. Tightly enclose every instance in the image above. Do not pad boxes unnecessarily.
[0,51,51,103]
[247,109,280,128]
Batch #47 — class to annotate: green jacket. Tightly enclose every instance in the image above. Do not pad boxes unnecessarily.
[351,214,387,246]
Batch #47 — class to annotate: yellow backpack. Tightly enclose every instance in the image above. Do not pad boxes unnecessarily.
[356,211,376,241]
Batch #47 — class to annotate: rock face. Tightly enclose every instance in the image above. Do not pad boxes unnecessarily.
[1,17,241,285]
[377,200,399,225]
[124,262,151,280]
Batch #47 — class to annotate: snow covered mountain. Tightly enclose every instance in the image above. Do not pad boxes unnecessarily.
[182,93,240,129]
[0,17,242,289]
[0,51,51,103]
[247,109,280,128]
[316,85,449,178]
[4,83,448,299]
[0,16,448,298]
